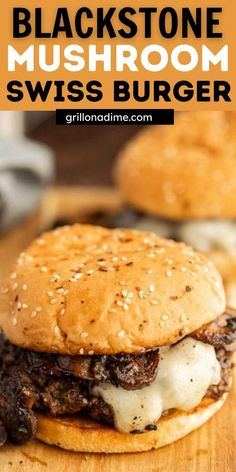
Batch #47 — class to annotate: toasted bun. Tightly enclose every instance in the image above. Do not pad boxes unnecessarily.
[115,112,236,220]
[0,224,225,354]
[35,396,226,453]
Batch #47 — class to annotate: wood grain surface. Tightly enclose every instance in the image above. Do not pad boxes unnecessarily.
[0,187,235,472]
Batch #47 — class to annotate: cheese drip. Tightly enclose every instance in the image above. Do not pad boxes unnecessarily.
[92,338,221,433]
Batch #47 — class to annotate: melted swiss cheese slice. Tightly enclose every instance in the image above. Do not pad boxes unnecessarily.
[92,337,221,433]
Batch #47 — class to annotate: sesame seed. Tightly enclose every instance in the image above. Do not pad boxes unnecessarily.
[69,278,77,282]
[138,290,145,298]
[180,267,187,272]
[88,350,94,355]
[180,314,186,321]
[123,303,129,311]
[81,332,88,338]
[150,299,158,305]
[79,348,84,355]
[22,284,28,291]
[118,330,125,337]
[121,256,127,261]
[60,308,65,316]
[203,266,209,273]
[122,289,128,298]
[116,301,123,307]
[35,307,42,312]
[127,292,133,299]
[50,299,58,305]
[124,298,131,305]
[1,287,9,294]
[47,291,54,297]
[22,304,28,309]
[159,321,164,328]
[10,273,17,279]
[54,326,60,334]
[17,302,22,309]
[119,281,126,286]
[78,263,85,268]
[146,270,153,274]
[41,266,48,273]
[149,285,155,293]
[143,238,151,244]
[12,317,17,326]
[97,261,106,266]
[87,270,94,275]
[56,288,64,294]
[12,283,18,290]
[165,259,173,265]
[182,327,189,334]
[156,248,165,254]
[112,257,118,262]
[166,270,172,277]
[64,290,69,296]
[161,314,169,321]
[50,274,60,282]
[31,310,37,318]
[74,273,84,280]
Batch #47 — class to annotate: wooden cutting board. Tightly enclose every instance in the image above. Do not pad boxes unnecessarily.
[0,186,235,472]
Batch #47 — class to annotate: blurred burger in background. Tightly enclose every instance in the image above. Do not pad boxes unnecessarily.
[114,111,236,307]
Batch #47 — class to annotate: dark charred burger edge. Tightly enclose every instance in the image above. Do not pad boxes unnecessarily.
[0,309,235,446]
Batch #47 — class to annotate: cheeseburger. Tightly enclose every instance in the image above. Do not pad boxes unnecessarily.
[0,224,235,453]
[114,111,236,307]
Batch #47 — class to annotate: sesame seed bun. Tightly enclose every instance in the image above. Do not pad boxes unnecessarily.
[115,112,236,220]
[0,224,225,355]
[35,395,226,453]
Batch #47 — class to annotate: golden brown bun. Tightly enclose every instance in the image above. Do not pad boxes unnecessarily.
[35,396,226,453]
[115,112,236,220]
[0,224,225,355]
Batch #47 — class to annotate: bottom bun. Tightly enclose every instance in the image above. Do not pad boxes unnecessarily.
[35,396,226,454]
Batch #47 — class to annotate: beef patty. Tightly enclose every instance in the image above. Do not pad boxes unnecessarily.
[0,309,235,446]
